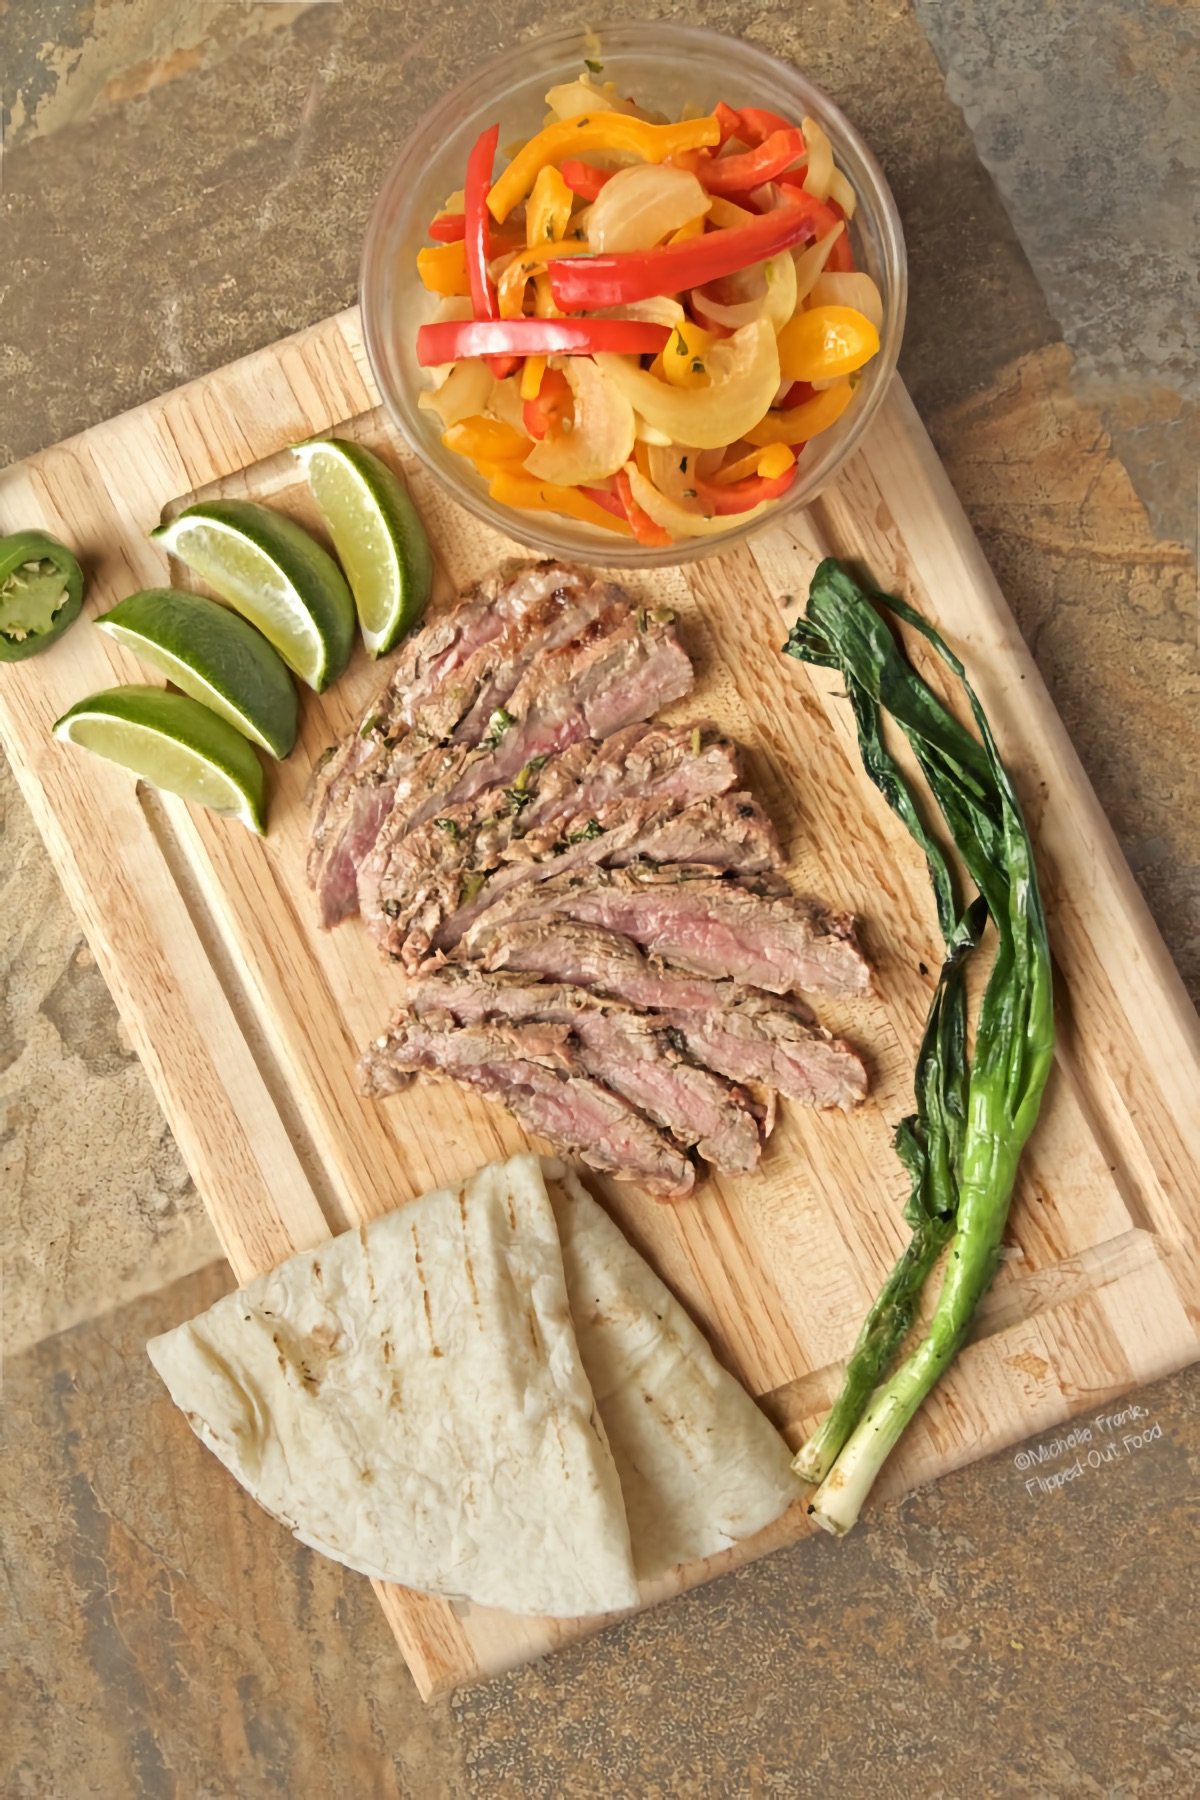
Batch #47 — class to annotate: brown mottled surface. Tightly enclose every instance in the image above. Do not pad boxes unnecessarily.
[1,0,1196,1790]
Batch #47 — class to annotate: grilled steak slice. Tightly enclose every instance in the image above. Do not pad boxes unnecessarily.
[358,608,696,951]
[362,725,751,964]
[376,792,779,967]
[358,1013,695,1198]
[462,864,871,997]
[474,920,868,1109]
[308,562,619,927]
[401,967,762,1172]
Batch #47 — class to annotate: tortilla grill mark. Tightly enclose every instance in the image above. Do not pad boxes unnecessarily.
[410,1220,443,1357]
[457,1185,481,1316]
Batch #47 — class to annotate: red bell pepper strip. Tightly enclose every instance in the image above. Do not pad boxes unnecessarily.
[578,483,627,519]
[826,228,856,272]
[465,124,501,318]
[695,463,798,515]
[613,470,673,546]
[559,159,613,201]
[416,317,672,366]
[522,367,574,440]
[736,106,795,146]
[714,101,745,145]
[428,212,466,241]
[776,178,842,240]
[463,123,523,378]
[548,197,823,310]
[779,380,817,409]
[698,127,807,196]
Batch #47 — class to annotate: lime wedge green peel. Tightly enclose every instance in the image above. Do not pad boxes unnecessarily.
[96,589,298,759]
[151,499,354,692]
[54,685,266,834]
[293,439,433,658]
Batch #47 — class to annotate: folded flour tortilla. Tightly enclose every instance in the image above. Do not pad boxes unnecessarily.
[544,1165,799,1579]
[148,1154,798,1617]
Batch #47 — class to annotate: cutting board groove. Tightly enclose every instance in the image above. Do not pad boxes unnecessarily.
[2,308,1197,1700]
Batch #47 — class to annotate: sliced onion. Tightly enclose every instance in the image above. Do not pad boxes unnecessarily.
[691,250,797,333]
[594,295,687,329]
[801,116,834,201]
[808,271,883,331]
[594,318,780,450]
[524,357,636,484]
[484,373,528,432]
[762,251,798,332]
[793,223,845,302]
[545,76,625,120]
[625,464,777,538]
[587,164,711,253]
[635,415,675,446]
[828,167,857,219]
[418,357,492,426]
[647,441,704,508]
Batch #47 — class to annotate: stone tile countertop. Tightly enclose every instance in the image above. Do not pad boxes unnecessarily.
[1,2,1196,1794]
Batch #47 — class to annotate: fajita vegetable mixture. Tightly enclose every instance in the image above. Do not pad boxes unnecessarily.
[416,70,882,543]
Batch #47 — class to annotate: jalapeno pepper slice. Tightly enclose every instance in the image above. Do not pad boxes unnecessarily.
[0,530,85,662]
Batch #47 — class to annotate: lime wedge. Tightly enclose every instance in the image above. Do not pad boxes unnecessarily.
[293,439,433,658]
[54,685,266,834]
[151,500,354,692]
[96,589,298,759]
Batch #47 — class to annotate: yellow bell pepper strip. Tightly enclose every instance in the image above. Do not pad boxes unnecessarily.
[661,319,714,389]
[416,316,672,366]
[526,165,575,247]
[417,241,471,295]
[442,416,531,469]
[495,241,591,320]
[705,194,757,229]
[668,212,707,243]
[486,467,634,535]
[711,442,796,484]
[520,356,547,400]
[488,114,721,222]
[777,304,879,381]
[742,376,856,446]
[549,196,825,309]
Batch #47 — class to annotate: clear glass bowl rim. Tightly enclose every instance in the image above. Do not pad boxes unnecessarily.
[359,20,908,569]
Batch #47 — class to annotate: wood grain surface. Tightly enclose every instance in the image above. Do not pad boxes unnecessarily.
[1,308,1197,1700]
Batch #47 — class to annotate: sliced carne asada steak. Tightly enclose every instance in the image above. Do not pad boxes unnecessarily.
[308,562,621,927]
[401,967,763,1173]
[374,791,779,968]
[357,609,696,953]
[361,721,761,964]
[358,1013,695,1198]
[472,920,868,1109]
[461,864,871,998]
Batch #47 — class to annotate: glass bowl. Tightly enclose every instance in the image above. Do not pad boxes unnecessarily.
[360,22,906,569]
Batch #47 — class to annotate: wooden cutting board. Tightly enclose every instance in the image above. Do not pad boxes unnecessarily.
[2,308,1198,1700]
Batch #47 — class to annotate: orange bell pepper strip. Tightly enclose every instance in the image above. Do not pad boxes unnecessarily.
[777,306,879,382]
[743,377,856,446]
[442,416,531,469]
[488,114,720,221]
[486,468,634,535]
[417,241,470,295]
